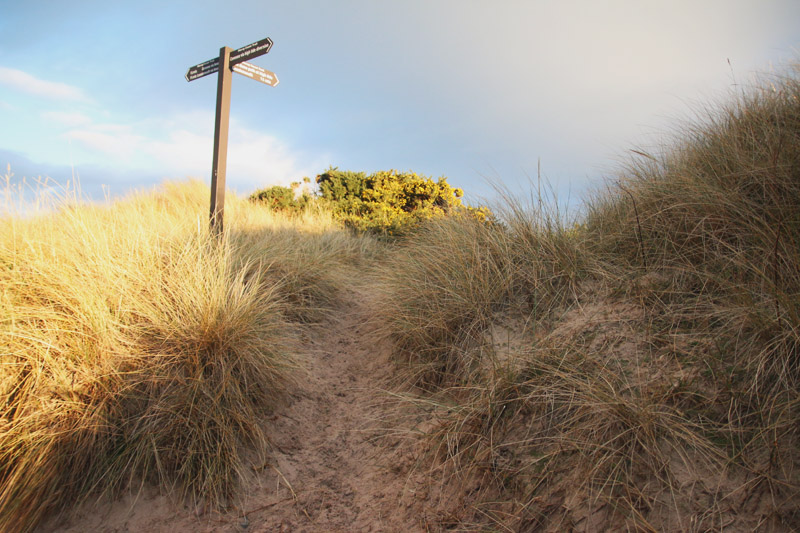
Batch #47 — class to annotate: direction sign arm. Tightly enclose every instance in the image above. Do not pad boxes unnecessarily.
[232,62,279,87]
[229,37,273,66]
[186,57,220,82]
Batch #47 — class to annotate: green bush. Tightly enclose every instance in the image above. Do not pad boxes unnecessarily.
[248,185,310,213]
[315,167,468,234]
[249,169,489,234]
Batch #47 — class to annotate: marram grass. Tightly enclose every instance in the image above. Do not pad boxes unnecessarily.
[0,180,369,532]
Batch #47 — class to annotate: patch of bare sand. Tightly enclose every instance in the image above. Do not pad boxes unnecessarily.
[37,290,457,532]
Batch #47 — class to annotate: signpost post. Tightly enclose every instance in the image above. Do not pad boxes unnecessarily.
[186,37,278,234]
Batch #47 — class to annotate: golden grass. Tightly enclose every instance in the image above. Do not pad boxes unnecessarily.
[372,214,515,386]
[0,179,375,532]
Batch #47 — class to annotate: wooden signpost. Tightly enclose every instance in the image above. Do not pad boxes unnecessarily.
[186,37,279,234]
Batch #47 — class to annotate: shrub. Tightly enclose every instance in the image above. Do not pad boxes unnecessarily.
[249,185,311,213]
[315,167,467,234]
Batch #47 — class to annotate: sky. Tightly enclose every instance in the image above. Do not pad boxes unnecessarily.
[1,0,799,208]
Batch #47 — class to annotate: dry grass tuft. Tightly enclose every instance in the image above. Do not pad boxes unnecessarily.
[585,64,800,440]
[372,186,584,389]
[0,180,374,532]
[372,214,514,386]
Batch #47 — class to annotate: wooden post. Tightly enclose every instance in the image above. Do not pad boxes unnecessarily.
[209,46,232,235]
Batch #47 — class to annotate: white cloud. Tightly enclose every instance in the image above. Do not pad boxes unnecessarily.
[142,117,323,190]
[0,66,89,102]
[41,110,93,127]
[65,111,322,193]
[143,127,210,175]
[226,125,322,188]
[67,125,144,160]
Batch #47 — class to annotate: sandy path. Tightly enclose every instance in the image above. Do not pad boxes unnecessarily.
[41,290,438,532]
[246,290,429,532]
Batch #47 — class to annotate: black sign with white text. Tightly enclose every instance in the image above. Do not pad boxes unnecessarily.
[186,37,273,82]
[229,37,273,66]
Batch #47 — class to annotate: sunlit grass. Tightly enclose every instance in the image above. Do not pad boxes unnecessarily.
[0,179,376,532]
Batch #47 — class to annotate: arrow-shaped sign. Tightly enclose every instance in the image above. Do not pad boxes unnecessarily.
[233,62,279,87]
[229,37,273,66]
[186,57,219,82]
[186,37,274,82]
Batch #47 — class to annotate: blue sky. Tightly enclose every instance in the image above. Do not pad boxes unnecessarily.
[1,1,799,207]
